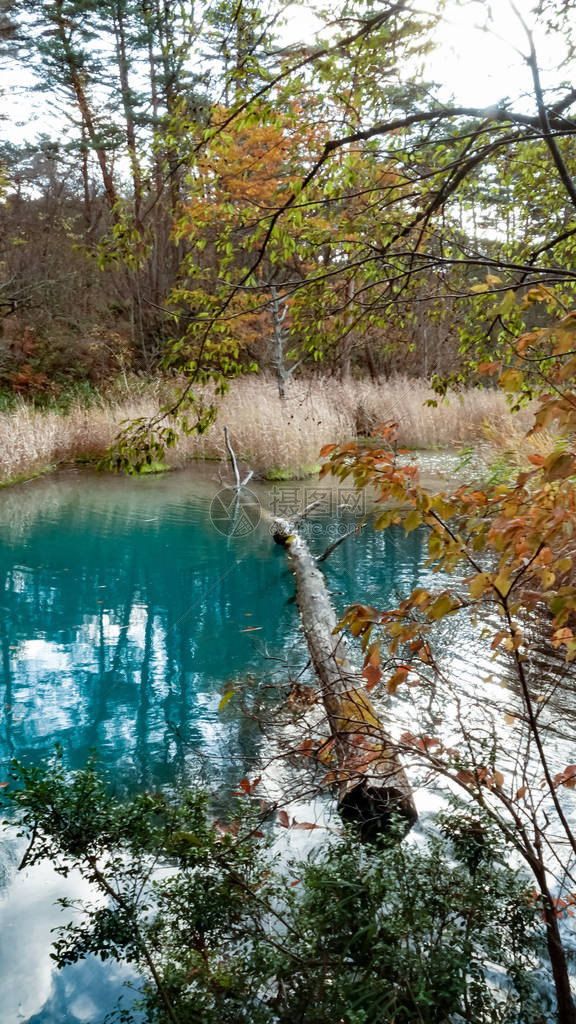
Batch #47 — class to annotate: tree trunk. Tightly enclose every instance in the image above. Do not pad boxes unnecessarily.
[339,277,356,381]
[270,285,288,399]
[273,516,417,839]
[113,5,143,230]
[53,2,118,216]
[364,339,379,381]
[534,864,576,1023]
[544,908,576,1024]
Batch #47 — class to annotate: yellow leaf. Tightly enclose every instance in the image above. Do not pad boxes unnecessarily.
[503,713,516,725]
[498,369,524,393]
[493,770,504,787]
[428,593,456,621]
[469,573,489,599]
[219,689,235,711]
[493,574,511,597]
[541,569,556,588]
[404,509,422,533]
[551,627,574,648]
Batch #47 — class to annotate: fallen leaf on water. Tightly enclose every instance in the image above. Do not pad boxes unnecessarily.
[219,690,235,711]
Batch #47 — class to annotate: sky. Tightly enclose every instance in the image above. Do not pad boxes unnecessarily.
[423,0,552,107]
[0,0,567,147]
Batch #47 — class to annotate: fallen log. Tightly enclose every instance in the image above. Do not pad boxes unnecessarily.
[273,516,417,839]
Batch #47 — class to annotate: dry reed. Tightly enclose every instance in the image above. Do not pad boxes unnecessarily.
[0,376,533,484]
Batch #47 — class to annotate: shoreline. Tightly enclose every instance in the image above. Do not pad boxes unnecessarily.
[0,375,529,490]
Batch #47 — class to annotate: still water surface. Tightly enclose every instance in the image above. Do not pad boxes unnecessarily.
[0,465,553,1023]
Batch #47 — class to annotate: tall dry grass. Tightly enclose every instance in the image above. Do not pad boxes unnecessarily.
[0,376,533,484]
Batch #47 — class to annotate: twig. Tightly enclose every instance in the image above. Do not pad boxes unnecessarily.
[224,426,253,491]
[293,499,324,524]
[224,425,241,489]
[317,523,365,563]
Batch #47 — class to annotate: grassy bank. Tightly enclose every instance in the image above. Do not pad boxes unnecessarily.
[0,376,531,485]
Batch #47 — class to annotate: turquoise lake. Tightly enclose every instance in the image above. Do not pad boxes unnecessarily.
[0,466,484,1023]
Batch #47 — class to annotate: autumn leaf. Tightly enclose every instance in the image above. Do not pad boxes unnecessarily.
[403,509,422,533]
[319,444,338,457]
[219,688,236,711]
[456,770,476,786]
[428,593,457,620]
[551,627,574,648]
[363,663,382,691]
[554,765,576,789]
[469,573,490,599]
[237,776,262,796]
[386,667,409,694]
[477,360,500,374]
[298,738,315,756]
[498,368,524,392]
[544,451,575,482]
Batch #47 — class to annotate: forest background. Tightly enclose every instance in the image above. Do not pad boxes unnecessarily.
[0,0,567,481]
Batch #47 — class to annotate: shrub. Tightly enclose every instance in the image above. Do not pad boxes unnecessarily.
[5,755,548,1024]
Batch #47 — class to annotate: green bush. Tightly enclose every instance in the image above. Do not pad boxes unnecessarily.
[4,754,549,1024]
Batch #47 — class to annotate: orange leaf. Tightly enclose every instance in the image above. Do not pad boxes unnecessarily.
[238,776,261,795]
[298,739,315,756]
[363,664,382,691]
[319,444,338,457]
[386,668,409,694]
[456,770,476,786]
